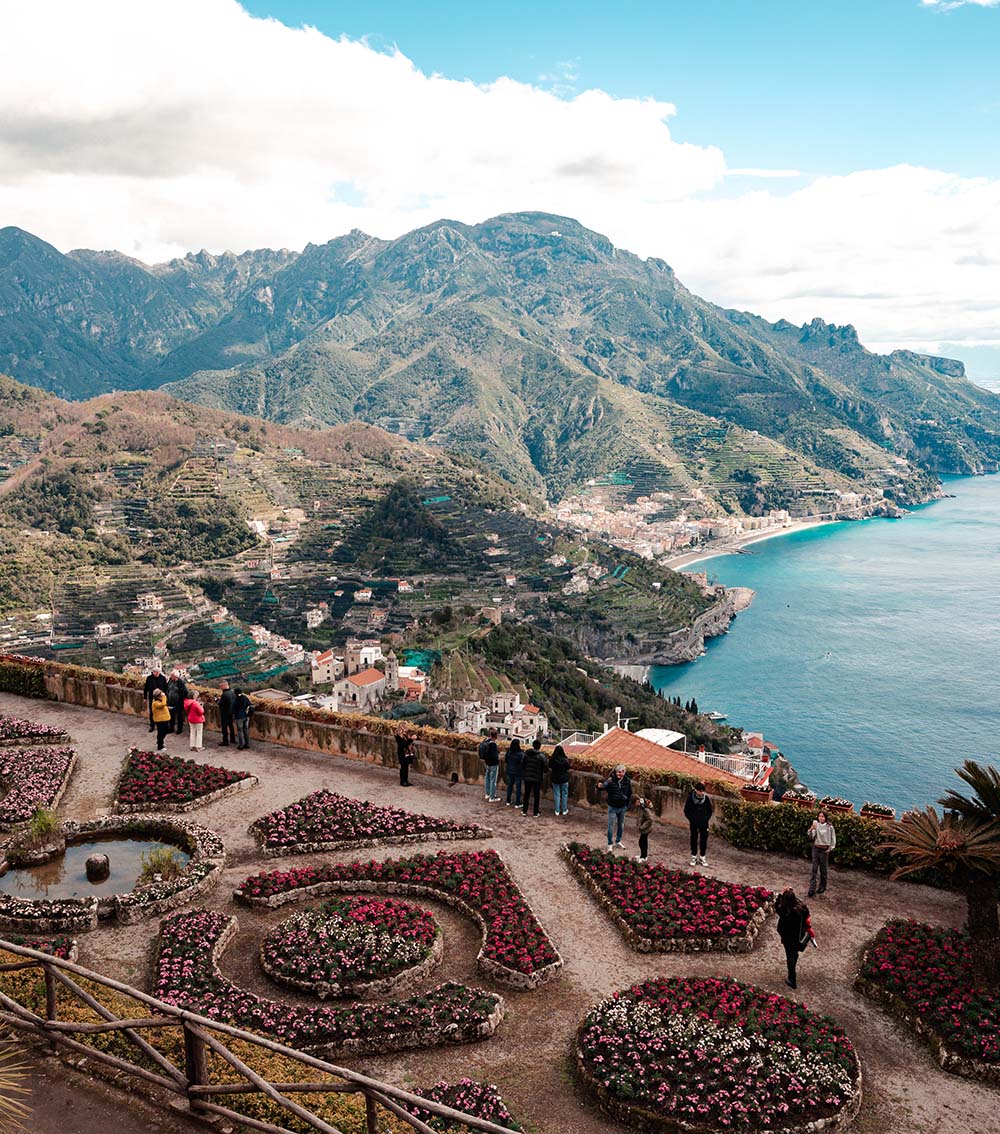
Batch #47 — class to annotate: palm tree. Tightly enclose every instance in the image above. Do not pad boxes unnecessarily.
[880,807,1000,985]
[939,759,1000,826]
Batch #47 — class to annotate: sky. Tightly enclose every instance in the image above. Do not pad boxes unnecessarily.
[1,0,999,377]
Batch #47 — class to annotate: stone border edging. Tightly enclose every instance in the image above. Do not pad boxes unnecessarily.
[115,773,259,815]
[236,876,563,991]
[0,732,71,748]
[192,915,504,1056]
[561,844,773,955]
[250,823,493,858]
[854,955,1000,1086]
[573,1024,863,1134]
[0,814,226,933]
[260,920,445,1000]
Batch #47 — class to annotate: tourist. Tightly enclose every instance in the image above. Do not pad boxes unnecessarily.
[549,744,571,815]
[396,727,415,787]
[166,668,189,735]
[504,738,525,807]
[599,764,632,850]
[183,690,205,751]
[233,687,253,750]
[151,689,171,752]
[636,797,654,862]
[807,810,837,896]
[478,727,501,802]
[143,664,167,732]
[684,781,713,867]
[218,679,237,747]
[775,888,815,989]
[522,738,548,817]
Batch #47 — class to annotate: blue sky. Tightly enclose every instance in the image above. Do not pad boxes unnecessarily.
[247,0,1000,180]
[3,0,998,374]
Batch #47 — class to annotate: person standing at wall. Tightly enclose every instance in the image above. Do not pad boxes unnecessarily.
[683,781,714,867]
[218,680,237,747]
[549,744,571,816]
[396,727,415,787]
[233,688,253,750]
[143,664,167,732]
[636,797,654,862]
[807,811,837,896]
[166,669,188,735]
[478,727,501,802]
[521,738,548,817]
[184,690,205,752]
[504,738,525,807]
[599,764,632,851]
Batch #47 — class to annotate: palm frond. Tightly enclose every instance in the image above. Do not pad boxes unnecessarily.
[879,808,1000,881]
[939,760,1000,824]
[0,1035,30,1134]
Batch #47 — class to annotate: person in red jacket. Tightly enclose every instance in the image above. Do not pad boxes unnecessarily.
[183,692,205,751]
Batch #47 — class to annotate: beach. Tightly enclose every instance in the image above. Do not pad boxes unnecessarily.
[663,518,842,570]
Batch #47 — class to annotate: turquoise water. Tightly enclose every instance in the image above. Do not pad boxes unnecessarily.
[651,475,1000,811]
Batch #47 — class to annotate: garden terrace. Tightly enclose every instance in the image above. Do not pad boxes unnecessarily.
[249,789,491,856]
[0,687,996,1134]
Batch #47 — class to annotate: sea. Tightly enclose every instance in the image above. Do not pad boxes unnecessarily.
[650,474,1000,811]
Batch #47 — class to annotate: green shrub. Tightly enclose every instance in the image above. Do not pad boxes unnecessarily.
[26,808,58,842]
[138,846,185,883]
[0,656,48,699]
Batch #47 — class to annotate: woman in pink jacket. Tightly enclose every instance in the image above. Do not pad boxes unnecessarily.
[184,693,206,751]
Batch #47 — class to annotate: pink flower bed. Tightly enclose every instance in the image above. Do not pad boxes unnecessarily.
[578,976,861,1132]
[249,789,488,854]
[116,748,254,810]
[857,920,1000,1072]
[153,909,502,1054]
[565,844,773,952]
[0,714,67,743]
[0,934,75,959]
[0,747,75,828]
[237,849,561,980]
[261,896,438,994]
[410,1079,521,1132]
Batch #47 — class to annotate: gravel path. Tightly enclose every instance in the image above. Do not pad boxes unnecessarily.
[2,692,996,1134]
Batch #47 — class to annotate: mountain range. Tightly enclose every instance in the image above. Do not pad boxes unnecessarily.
[2,213,998,507]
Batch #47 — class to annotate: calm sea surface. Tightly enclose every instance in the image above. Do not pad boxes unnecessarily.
[650,474,1000,810]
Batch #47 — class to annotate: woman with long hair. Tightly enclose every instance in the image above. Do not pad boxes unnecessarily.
[775,888,815,989]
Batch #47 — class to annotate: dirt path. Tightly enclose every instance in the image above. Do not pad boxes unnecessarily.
[2,691,997,1134]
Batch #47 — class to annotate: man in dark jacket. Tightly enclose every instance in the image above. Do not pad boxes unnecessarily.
[218,680,237,747]
[478,727,501,802]
[166,670,189,735]
[396,728,415,787]
[684,781,714,867]
[521,738,548,817]
[233,688,253,750]
[599,764,632,850]
[504,739,525,807]
[143,665,168,732]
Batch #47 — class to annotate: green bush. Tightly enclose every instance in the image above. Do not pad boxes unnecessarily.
[717,800,898,873]
[0,656,48,698]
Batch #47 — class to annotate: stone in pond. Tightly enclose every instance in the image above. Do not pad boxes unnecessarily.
[85,853,110,882]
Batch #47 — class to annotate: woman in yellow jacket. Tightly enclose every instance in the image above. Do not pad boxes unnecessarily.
[151,689,171,753]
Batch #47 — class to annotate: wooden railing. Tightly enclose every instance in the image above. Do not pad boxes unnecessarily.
[0,940,516,1134]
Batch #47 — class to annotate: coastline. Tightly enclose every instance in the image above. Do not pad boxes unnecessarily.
[663,518,843,571]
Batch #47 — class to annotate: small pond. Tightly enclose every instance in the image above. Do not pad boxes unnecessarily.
[0,838,190,900]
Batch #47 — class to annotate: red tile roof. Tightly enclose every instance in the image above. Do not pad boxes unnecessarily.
[523,704,541,713]
[347,668,385,687]
[580,728,744,785]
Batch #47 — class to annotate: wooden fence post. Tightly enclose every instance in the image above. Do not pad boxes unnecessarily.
[43,964,57,1050]
[365,1093,378,1134]
[182,1019,209,1112]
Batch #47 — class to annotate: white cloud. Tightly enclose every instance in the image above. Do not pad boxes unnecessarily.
[922,1,1000,9]
[0,0,998,354]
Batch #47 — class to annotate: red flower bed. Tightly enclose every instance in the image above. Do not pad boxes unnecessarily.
[237,849,561,980]
[565,843,773,952]
[116,748,254,810]
[857,919,1000,1071]
[249,789,488,854]
[0,934,75,959]
[578,976,861,1132]
[410,1079,521,1132]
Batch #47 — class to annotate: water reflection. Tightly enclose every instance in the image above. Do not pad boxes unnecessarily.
[0,838,189,900]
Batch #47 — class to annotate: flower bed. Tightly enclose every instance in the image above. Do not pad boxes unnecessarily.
[563,844,773,954]
[260,896,441,998]
[408,1079,521,1132]
[115,748,257,813]
[856,919,1000,1083]
[0,933,77,961]
[236,848,563,989]
[249,789,491,856]
[0,747,76,830]
[577,976,862,1133]
[154,909,504,1056]
[0,714,70,747]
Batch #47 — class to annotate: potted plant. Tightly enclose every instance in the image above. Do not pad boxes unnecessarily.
[781,789,817,809]
[819,795,854,815]
[739,784,773,804]
[859,800,895,822]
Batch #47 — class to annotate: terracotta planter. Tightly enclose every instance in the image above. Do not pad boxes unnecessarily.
[860,807,895,823]
[740,786,773,804]
[824,803,854,815]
